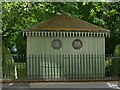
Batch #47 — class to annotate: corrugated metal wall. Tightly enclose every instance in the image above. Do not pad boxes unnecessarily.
[27,54,105,80]
[27,36,105,55]
[26,35,105,80]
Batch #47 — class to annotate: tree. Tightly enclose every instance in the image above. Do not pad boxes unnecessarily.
[2,2,120,54]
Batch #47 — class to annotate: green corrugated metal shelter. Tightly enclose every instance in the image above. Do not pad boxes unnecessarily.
[23,14,110,80]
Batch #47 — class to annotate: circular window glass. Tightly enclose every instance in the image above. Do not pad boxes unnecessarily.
[72,39,82,50]
[52,39,62,50]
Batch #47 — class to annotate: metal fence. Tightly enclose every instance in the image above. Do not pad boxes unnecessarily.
[2,54,120,82]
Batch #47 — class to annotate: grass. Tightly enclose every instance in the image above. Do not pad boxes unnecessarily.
[15,62,27,80]
[3,61,27,80]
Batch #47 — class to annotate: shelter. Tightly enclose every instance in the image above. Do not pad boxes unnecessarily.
[23,14,110,80]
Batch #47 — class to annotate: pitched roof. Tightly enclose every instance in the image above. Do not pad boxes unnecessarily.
[25,14,109,32]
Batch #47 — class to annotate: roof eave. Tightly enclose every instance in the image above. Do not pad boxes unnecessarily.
[24,28,110,33]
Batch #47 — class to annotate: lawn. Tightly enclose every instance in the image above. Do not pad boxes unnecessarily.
[15,62,27,80]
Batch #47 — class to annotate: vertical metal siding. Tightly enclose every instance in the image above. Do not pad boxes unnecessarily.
[26,36,105,80]
[27,36,105,55]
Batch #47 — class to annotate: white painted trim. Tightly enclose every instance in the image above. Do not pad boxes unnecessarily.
[24,31,110,37]
[75,32,77,37]
[29,32,31,36]
[79,32,81,37]
[57,32,60,37]
[45,32,47,37]
[35,32,37,36]
[60,32,62,37]
[32,32,34,36]
[54,32,56,37]
[38,32,40,36]
[67,32,68,37]
[63,32,66,37]
[70,32,72,37]
[94,32,95,37]
[97,32,98,37]
[73,32,75,37]
[82,32,84,37]
[90,32,92,37]
[100,32,102,37]
[42,32,44,37]
[48,32,50,37]
[88,32,90,37]
[85,32,86,37]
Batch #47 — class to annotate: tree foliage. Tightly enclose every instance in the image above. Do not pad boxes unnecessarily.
[2,2,120,54]
[114,44,120,56]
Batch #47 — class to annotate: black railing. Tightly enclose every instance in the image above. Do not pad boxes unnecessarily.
[2,54,120,82]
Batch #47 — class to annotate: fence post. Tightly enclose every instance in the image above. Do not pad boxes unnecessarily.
[0,14,2,89]
[0,31,2,82]
[118,56,120,88]
[2,54,6,81]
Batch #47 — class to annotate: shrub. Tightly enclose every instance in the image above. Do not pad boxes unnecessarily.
[112,44,120,77]
[2,45,15,79]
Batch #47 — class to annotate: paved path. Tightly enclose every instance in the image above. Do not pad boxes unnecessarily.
[1,82,120,90]
[30,82,109,88]
[30,82,120,89]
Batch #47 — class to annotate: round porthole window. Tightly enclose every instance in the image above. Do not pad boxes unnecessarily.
[52,39,62,50]
[72,39,82,50]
